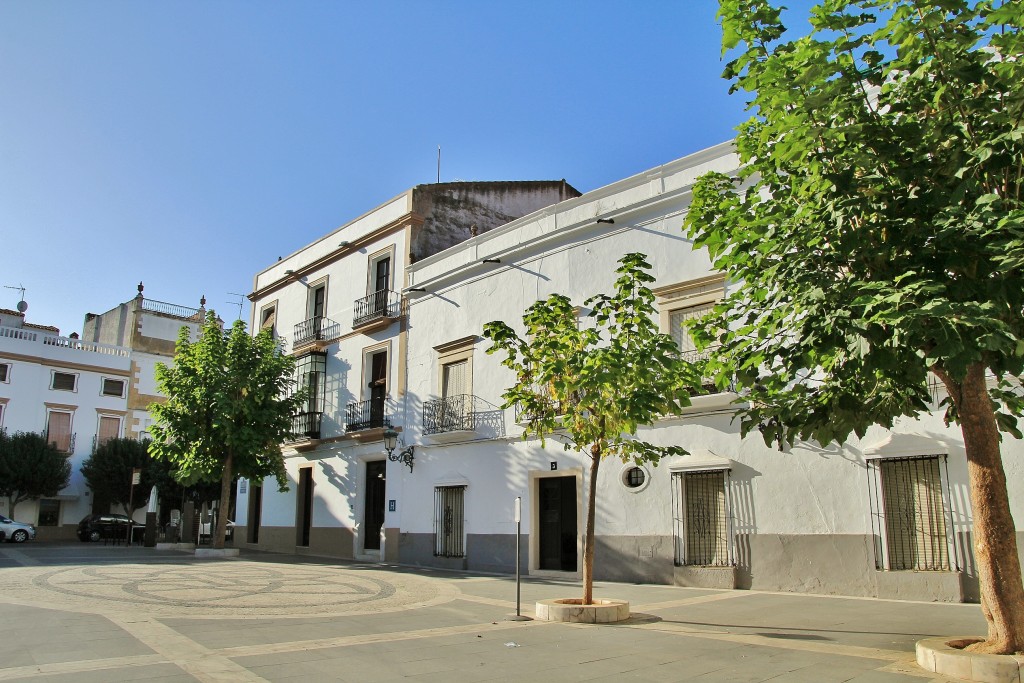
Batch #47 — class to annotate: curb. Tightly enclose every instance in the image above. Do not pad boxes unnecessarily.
[916,637,1024,683]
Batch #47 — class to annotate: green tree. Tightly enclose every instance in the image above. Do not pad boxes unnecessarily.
[0,430,72,518]
[484,254,696,604]
[149,312,303,549]
[685,0,1024,653]
[80,437,157,519]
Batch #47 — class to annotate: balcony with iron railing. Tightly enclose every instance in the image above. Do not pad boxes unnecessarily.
[679,345,732,395]
[423,394,481,435]
[352,290,401,331]
[45,431,76,455]
[292,316,340,352]
[345,398,391,433]
[289,411,324,441]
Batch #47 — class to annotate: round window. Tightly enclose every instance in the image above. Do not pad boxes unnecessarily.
[624,466,645,488]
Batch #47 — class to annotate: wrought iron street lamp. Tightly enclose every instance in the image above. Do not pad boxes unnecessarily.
[382,427,414,472]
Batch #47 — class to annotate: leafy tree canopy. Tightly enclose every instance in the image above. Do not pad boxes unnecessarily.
[687,0,1024,447]
[485,253,697,603]
[0,429,71,517]
[686,0,1024,654]
[149,313,303,547]
[80,437,159,517]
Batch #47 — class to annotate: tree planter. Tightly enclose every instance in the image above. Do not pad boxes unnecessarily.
[194,548,240,558]
[535,598,629,624]
[916,637,1024,683]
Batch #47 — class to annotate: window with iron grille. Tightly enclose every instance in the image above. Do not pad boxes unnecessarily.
[672,469,733,566]
[669,303,713,356]
[51,371,77,392]
[101,378,125,397]
[867,455,955,571]
[434,485,465,558]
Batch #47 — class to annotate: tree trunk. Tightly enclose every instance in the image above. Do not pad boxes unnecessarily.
[215,451,233,550]
[582,445,601,605]
[940,362,1024,654]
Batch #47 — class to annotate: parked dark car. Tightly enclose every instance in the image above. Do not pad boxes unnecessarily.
[77,514,143,543]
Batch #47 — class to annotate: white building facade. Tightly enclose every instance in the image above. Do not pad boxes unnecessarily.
[235,144,1023,603]
[0,289,208,538]
[394,142,1023,602]
[0,308,131,537]
[236,181,580,561]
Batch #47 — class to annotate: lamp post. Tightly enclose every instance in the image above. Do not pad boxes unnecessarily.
[382,427,415,472]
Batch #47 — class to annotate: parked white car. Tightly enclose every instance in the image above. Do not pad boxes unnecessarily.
[0,514,37,543]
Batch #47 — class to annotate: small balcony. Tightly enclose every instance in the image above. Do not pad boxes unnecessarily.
[292,316,340,352]
[679,345,730,395]
[352,290,401,332]
[290,411,324,441]
[345,399,391,433]
[423,394,480,435]
[46,431,76,455]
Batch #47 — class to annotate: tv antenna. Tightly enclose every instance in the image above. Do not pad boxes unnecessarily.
[4,284,27,313]
[226,293,246,321]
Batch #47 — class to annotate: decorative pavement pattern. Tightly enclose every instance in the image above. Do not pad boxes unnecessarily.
[19,561,454,616]
[0,544,982,682]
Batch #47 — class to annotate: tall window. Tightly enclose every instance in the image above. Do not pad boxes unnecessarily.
[442,360,468,399]
[374,256,391,294]
[46,410,73,453]
[293,352,326,439]
[0,363,10,382]
[434,485,465,557]
[668,303,714,357]
[672,469,733,567]
[97,415,121,449]
[869,455,953,571]
[260,304,277,338]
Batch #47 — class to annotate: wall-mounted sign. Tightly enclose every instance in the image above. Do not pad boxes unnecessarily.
[388,499,396,512]
[550,462,557,471]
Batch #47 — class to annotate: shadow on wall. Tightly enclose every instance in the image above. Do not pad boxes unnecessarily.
[322,357,352,439]
[730,460,761,589]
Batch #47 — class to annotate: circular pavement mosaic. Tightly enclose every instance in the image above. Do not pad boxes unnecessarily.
[12,560,457,617]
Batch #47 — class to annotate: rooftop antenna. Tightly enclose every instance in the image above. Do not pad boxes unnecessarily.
[4,284,27,313]
[437,145,441,183]
[227,293,246,321]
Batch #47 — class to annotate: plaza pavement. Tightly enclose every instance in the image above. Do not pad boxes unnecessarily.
[0,543,984,682]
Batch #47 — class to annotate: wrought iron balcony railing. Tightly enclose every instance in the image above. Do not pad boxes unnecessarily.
[45,431,76,454]
[292,316,339,349]
[679,345,730,394]
[289,411,323,440]
[345,399,390,432]
[423,394,484,435]
[352,289,400,328]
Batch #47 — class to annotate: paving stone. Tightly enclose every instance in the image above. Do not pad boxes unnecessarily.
[0,543,993,683]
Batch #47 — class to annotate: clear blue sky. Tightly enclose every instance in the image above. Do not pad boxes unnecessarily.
[0,1,811,337]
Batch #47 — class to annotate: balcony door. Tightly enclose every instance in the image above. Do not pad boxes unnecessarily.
[308,283,326,339]
[368,350,387,428]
